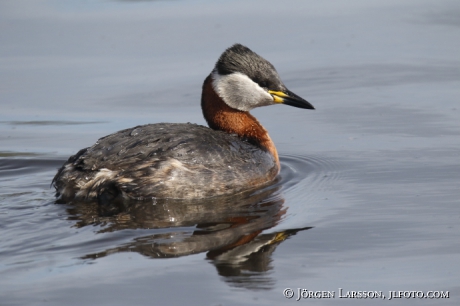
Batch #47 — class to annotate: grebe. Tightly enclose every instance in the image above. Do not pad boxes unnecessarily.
[53,44,314,201]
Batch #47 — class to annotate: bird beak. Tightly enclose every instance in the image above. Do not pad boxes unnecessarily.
[268,89,315,109]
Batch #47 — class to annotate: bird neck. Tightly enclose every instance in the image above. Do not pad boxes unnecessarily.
[201,74,279,167]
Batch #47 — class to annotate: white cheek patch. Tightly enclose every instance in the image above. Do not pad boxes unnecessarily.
[211,71,274,112]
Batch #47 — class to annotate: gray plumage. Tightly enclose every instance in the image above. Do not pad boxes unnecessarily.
[53,123,277,200]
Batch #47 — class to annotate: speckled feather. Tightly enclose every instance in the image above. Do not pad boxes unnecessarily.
[53,123,278,200]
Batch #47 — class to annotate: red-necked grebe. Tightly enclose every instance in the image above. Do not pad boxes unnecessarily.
[53,44,314,201]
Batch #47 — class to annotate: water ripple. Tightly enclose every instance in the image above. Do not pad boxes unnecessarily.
[279,153,342,194]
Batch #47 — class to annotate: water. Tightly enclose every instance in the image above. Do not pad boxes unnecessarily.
[1,0,459,305]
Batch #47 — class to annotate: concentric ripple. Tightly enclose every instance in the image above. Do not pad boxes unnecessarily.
[267,153,345,229]
[279,153,343,194]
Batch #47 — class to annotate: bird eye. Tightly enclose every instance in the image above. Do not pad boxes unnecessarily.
[259,81,268,88]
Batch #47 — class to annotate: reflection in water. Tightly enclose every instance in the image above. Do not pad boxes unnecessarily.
[64,178,311,290]
[209,228,310,290]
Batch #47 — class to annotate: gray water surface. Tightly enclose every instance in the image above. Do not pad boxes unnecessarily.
[1,0,459,305]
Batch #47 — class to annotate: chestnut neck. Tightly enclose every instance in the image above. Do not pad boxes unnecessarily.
[201,74,279,166]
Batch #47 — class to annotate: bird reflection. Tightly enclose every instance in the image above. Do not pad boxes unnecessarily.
[64,180,311,290]
[208,227,310,290]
